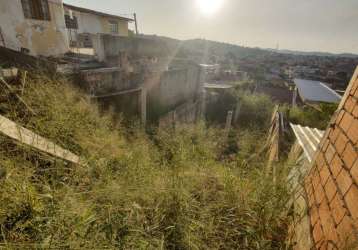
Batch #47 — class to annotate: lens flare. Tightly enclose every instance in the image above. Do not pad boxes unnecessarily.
[197,0,223,15]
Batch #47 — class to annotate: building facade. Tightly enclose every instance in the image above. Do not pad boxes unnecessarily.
[63,4,133,49]
[0,1,133,57]
[0,0,69,56]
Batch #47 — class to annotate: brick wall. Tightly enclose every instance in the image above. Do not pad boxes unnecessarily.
[305,68,358,249]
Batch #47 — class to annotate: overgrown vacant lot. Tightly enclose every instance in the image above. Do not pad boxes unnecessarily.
[0,72,291,249]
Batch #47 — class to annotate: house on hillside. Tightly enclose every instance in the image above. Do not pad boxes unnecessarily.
[0,0,134,57]
[292,79,342,108]
[0,0,69,56]
[63,4,134,53]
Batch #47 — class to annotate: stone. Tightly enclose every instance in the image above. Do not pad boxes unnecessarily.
[0,67,18,79]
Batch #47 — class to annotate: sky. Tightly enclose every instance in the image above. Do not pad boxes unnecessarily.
[64,0,358,54]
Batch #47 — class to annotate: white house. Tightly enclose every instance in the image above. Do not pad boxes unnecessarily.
[63,4,134,49]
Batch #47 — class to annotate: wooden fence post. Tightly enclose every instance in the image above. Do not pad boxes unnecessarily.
[233,101,241,125]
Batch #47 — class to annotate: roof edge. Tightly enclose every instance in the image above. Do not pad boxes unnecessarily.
[293,78,342,103]
[318,81,342,99]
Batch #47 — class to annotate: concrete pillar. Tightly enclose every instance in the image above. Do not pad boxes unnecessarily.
[92,34,105,62]
[201,90,206,120]
[233,101,241,125]
[140,87,147,127]
[224,110,233,138]
[172,110,177,130]
[292,87,297,107]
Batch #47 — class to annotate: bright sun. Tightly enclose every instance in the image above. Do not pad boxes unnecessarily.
[197,0,223,15]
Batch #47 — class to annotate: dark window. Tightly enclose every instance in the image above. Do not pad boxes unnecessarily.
[65,15,78,29]
[82,34,93,48]
[21,0,51,21]
[109,21,119,33]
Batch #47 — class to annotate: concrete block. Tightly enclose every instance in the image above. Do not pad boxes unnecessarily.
[0,67,18,79]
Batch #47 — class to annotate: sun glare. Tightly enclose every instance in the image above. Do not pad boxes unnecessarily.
[197,0,223,15]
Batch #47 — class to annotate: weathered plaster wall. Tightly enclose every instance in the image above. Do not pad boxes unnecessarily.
[100,35,171,61]
[146,63,202,120]
[84,33,203,122]
[158,100,200,128]
[0,0,69,56]
[91,35,171,62]
[80,67,142,96]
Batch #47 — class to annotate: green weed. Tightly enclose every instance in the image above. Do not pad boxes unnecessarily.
[0,71,291,249]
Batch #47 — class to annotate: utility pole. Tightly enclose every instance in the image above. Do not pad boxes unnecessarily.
[134,13,139,35]
[0,27,6,47]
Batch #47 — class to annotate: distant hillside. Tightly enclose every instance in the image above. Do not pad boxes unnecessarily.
[140,35,272,63]
[181,39,271,61]
[141,34,358,61]
[265,48,358,58]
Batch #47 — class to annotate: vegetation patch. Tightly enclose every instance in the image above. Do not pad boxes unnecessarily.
[287,103,337,130]
[0,71,292,249]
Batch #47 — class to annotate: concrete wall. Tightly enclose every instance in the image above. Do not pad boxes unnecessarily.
[159,100,200,128]
[84,34,203,123]
[80,67,141,96]
[146,63,202,120]
[96,35,171,61]
[305,68,358,249]
[0,0,69,56]
[79,60,202,123]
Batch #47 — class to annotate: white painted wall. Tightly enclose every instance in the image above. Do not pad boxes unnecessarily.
[76,12,104,34]
[0,0,69,56]
[64,6,129,38]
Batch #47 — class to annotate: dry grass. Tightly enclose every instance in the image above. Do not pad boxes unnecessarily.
[0,72,292,249]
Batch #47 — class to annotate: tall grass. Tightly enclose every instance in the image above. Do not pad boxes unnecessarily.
[287,103,337,130]
[0,72,291,249]
[236,93,274,130]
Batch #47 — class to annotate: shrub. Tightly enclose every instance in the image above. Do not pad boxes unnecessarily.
[237,93,274,130]
[288,103,337,130]
[205,89,238,124]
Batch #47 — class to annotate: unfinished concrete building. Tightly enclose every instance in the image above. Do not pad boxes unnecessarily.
[0,1,205,126]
